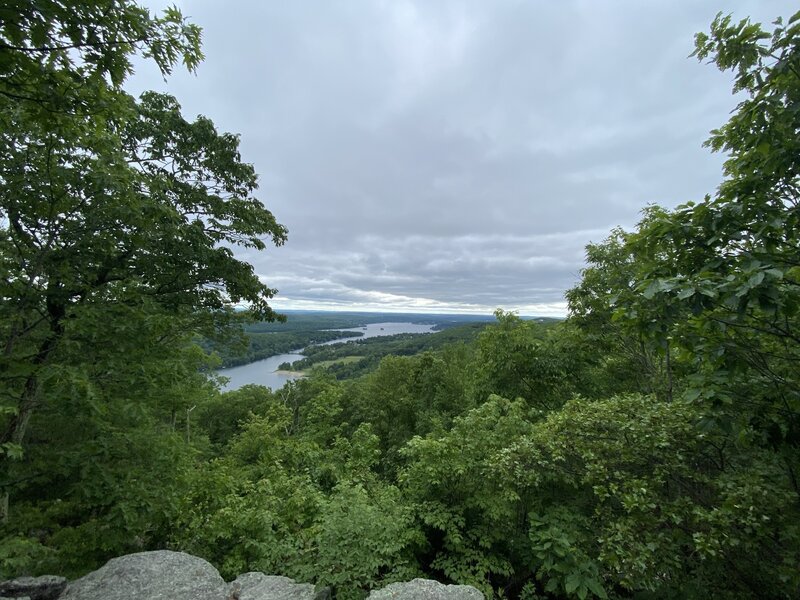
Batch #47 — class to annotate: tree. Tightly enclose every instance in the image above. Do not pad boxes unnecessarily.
[554,10,800,597]
[566,222,685,401]
[400,396,535,596]
[509,392,799,598]
[1,1,286,524]
[473,311,587,411]
[626,11,800,461]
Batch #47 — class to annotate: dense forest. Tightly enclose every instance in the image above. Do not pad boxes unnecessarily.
[278,323,497,379]
[1,3,799,599]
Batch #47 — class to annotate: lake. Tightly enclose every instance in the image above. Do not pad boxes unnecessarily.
[217,321,435,390]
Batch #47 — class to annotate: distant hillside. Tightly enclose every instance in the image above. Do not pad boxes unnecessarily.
[244,310,501,333]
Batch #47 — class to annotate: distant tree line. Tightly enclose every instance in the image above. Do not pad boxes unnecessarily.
[209,330,362,368]
[280,323,496,378]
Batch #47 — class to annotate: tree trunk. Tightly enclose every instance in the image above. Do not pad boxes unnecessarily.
[0,315,61,524]
[665,339,673,402]
[0,376,42,524]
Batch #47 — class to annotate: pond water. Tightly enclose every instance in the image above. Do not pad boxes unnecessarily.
[217,322,435,390]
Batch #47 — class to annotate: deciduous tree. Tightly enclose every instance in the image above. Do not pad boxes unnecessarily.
[0,0,286,523]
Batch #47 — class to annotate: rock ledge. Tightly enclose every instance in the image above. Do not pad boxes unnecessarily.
[1,551,484,600]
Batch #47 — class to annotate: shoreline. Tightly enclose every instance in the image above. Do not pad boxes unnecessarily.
[273,369,306,377]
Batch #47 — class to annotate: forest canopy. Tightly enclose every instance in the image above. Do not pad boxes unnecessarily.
[2,3,800,600]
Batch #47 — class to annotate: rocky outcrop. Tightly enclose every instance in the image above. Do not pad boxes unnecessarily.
[1,551,483,600]
[367,578,484,600]
[229,573,317,600]
[58,551,228,600]
[0,575,66,600]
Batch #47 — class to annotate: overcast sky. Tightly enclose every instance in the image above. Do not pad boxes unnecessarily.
[130,0,796,316]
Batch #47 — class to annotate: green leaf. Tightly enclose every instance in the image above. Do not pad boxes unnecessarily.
[747,271,765,287]
[586,578,608,599]
[565,573,581,594]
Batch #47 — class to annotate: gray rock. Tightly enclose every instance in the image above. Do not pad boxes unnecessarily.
[368,579,484,600]
[60,550,228,600]
[0,575,66,600]
[229,573,316,600]
[312,587,331,600]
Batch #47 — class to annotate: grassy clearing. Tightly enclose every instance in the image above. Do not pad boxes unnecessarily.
[312,356,363,369]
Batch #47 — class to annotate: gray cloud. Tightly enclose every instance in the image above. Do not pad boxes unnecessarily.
[130,0,797,315]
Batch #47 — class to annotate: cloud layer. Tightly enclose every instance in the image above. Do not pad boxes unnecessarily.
[131,0,796,315]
